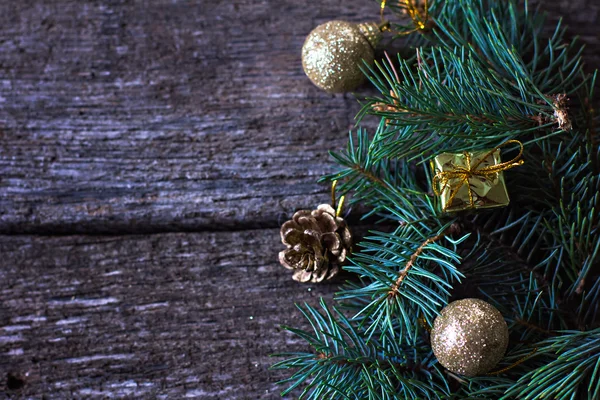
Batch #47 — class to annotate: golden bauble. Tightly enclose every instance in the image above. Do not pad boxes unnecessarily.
[301,20,382,93]
[430,298,509,376]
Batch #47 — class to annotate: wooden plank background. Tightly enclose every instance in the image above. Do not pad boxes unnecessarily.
[0,0,598,398]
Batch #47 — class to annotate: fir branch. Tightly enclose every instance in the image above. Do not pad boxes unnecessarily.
[271,300,452,399]
[388,224,456,298]
[313,351,433,375]
[275,0,599,397]
[336,222,468,343]
[500,329,600,400]
[321,126,439,224]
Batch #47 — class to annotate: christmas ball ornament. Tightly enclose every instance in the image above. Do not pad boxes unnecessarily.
[430,298,509,376]
[301,20,382,93]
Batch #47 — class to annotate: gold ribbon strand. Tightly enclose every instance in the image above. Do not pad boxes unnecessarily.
[331,180,346,218]
[432,140,525,211]
[381,0,430,35]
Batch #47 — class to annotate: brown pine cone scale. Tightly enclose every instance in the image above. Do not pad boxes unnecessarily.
[279,204,352,283]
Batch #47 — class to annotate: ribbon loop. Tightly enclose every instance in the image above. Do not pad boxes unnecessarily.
[432,140,524,211]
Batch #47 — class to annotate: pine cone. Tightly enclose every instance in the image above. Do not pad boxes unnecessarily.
[279,204,352,283]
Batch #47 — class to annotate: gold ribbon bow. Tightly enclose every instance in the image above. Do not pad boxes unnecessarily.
[432,140,524,211]
[380,0,429,34]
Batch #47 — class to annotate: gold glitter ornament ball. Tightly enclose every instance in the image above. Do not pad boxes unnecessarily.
[302,21,382,93]
[431,298,509,376]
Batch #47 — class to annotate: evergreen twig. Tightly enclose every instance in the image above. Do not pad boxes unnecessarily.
[273,0,600,398]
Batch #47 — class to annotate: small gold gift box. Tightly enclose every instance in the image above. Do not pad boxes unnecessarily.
[431,140,524,212]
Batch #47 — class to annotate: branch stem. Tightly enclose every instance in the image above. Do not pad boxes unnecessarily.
[388,230,447,297]
[316,352,431,374]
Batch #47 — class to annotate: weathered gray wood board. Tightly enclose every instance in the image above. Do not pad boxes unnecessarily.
[0,0,377,234]
[0,230,339,398]
[0,0,599,399]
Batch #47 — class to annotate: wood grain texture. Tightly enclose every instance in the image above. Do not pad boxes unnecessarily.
[0,0,378,234]
[0,230,340,399]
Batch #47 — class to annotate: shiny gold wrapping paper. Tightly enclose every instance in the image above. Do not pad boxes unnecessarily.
[431,149,510,212]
